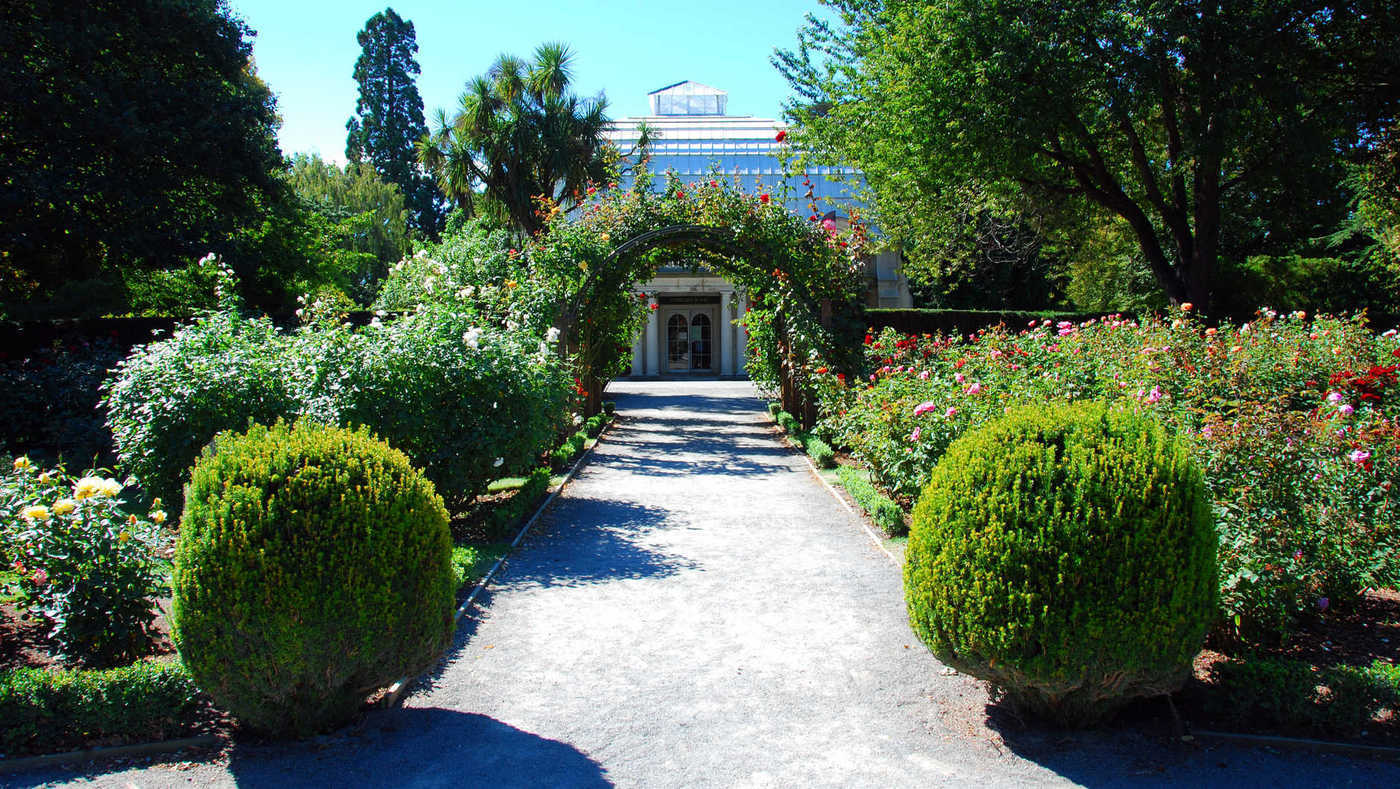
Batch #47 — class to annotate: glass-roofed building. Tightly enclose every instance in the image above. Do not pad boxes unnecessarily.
[607,81,910,378]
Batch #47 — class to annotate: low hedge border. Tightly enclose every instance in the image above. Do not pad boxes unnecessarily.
[771,406,836,469]
[0,659,207,759]
[1203,655,1400,736]
[835,466,906,537]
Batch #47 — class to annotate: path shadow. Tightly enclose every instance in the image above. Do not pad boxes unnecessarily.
[501,498,699,589]
[607,391,766,419]
[221,708,610,789]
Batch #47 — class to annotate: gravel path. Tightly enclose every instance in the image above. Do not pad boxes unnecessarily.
[14,380,1399,788]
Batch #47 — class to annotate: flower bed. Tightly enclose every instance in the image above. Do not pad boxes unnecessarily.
[819,310,1400,643]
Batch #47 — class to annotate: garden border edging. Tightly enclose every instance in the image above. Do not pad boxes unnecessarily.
[0,735,220,776]
[763,406,896,564]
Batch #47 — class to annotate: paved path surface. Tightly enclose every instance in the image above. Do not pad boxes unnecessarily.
[15,380,1400,788]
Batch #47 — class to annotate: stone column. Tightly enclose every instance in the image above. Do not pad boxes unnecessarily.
[736,293,749,377]
[719,291,734,375]
[643,295,658,376]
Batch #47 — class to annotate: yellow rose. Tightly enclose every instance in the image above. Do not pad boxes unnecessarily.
[73,476,104,499]
[100,478,123,497]
[127,514,138,526]
[150,510,167,525]
[20,505,49,521]
[118,530,131,543]
[37,472,51,484]
[13,456,31,471]
[52,499,77,516]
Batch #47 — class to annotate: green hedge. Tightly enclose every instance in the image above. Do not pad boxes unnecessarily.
[836,466,905,536]
[773,408,837,469]
[865,308,1109,337]
[483,467,552,536]
[0,660,203,755]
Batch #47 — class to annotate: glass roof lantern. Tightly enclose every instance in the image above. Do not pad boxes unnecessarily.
[649,81,728,116]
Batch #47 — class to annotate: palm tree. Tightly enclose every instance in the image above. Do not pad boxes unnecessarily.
[417,43,614,236]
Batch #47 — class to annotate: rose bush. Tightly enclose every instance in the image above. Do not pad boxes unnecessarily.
[821,310,1400,641]
[1,458,166,667]
[106,297,572,513]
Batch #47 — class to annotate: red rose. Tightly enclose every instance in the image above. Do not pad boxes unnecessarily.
[710,180,718,188]
[649,303,658,311]
[775,130,787,142]
[759,193,770,204]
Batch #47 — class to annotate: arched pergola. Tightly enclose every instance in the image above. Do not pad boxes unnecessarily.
[528,179,868,423]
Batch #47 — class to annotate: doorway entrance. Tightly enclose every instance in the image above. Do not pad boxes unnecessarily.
[663,307,717,373]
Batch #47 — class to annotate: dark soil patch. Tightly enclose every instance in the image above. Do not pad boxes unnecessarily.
[0,598,177,673]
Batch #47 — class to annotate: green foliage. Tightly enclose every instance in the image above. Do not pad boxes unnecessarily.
[172,421,455,737]
[778,1,1400,312]
[584,414,609,438]
[904,402,1217,725]
[288,153,413,303]
[826,314,1400,643]
[776,410,800,434]
[302,305,571,509]
[0,336,124,465]
[0,0,285,304]
[372,216,519,313]
[450,545,480,589]
[418,42,611,236]
[1,461,167,667]
[105,292,572,513]
[1217,254,1400,319]
[1206,656,1400,735]
[805,436,836,469]
[346,8,442,238]
[481,466,552,537]
[0,660,202,755]
[836,465,904,536]
[102,311,298,511]
[602,401,616,416]
[767,402,782,418]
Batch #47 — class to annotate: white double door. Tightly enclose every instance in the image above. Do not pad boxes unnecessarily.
[664,307,717,372]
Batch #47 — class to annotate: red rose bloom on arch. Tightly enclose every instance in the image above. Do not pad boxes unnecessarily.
[759,193,770,204]
[775,130,787,143]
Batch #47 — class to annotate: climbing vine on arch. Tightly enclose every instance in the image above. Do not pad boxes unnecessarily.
[526,171,870,419]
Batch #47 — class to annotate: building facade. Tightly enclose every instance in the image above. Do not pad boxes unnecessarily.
[606,81,910,378]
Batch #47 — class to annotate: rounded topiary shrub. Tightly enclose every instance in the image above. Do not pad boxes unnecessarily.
[904,401,1216,726]
[171,420,455,737]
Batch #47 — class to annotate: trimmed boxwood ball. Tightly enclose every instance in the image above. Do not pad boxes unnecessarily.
[904,401,1216,726]
[171,420,455,738]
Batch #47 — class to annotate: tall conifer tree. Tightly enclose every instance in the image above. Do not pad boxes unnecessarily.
[346,8,442,239]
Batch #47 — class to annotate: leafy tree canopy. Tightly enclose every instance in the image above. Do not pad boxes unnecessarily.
[346,7,443,239]
[777,0,1400,314]
[0,0,285,302]
[418,43,613,237]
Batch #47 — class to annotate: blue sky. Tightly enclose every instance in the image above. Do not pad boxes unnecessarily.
[226,0,835,164]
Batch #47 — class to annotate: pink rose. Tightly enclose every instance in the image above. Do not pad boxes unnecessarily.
[913,401,938,416]
[910,427,921,441]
